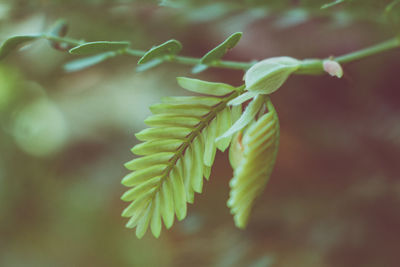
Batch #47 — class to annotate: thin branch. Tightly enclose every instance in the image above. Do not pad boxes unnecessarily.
[42,34,400,75]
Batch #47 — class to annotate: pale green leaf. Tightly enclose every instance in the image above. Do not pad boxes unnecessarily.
[203,118,217,167]
[227,98,280,228]
[150,193,162,238]
[149,103,211,117]
[135,127,191,141]
[160,181,175,229]
[125,152,175,170]
[244,57,300,94]
[121,165,166,186]
[136,203,153,239]
[170,167,186,220]
[182,146,195,204]
[145,114,200,128]
[131,139,183,155]
[191,136,204,193]
[215,107,233,152]
[162,96,221,106]
[176,77,236,96]
[121,177,160,201]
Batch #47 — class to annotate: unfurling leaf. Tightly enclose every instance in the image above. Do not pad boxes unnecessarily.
[227,98,280,228]
[69,41,130,55]
[138,39,182,64]
[122,77,241,238]
[244,56,300,94]
[200,32,242,64]
[0,35,40,60]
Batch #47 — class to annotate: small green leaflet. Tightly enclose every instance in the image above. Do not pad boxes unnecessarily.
[64,52,116,72]
[138,39,182,64]
[176,77,236,96]
[69,41,130,55]
[0,35,40,60]
[200,32,242,64]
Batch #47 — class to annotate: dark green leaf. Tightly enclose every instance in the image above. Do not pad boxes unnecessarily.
[0,35,40,60]
[138,39,182,64]
[69,41,130,55]
[200,32,242,64]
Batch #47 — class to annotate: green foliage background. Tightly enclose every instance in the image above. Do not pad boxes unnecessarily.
[1,0,400,266]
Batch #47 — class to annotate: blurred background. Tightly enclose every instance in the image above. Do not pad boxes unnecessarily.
[1,0,400,266]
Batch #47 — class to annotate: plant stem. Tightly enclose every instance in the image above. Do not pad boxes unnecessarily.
[335,37,400,64]
[42,34,400,75]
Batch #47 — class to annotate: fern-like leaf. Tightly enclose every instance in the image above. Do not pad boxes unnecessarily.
[227,97,280,228]
[122,77,243,238]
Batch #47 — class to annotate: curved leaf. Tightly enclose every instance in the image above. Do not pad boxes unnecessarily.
[138,39,182,64]
[201,32,242,64]
[227,98,280,228]
[0,35,40,60]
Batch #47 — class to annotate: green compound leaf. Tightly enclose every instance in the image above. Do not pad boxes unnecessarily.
[0,35,40,60]
[138,39,182,64]
[200,32,242,64]
[244,56,300,94]
[121,78,241,238]
[64,52,116,72]
[227,98,280,228]
[69,41,130,55]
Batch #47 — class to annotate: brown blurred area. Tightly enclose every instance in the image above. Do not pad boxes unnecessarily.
[1,1,400,266]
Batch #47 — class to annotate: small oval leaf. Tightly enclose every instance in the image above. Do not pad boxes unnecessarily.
[69,41,130,55]
[201,32,242,64]
[138,39,182,64]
